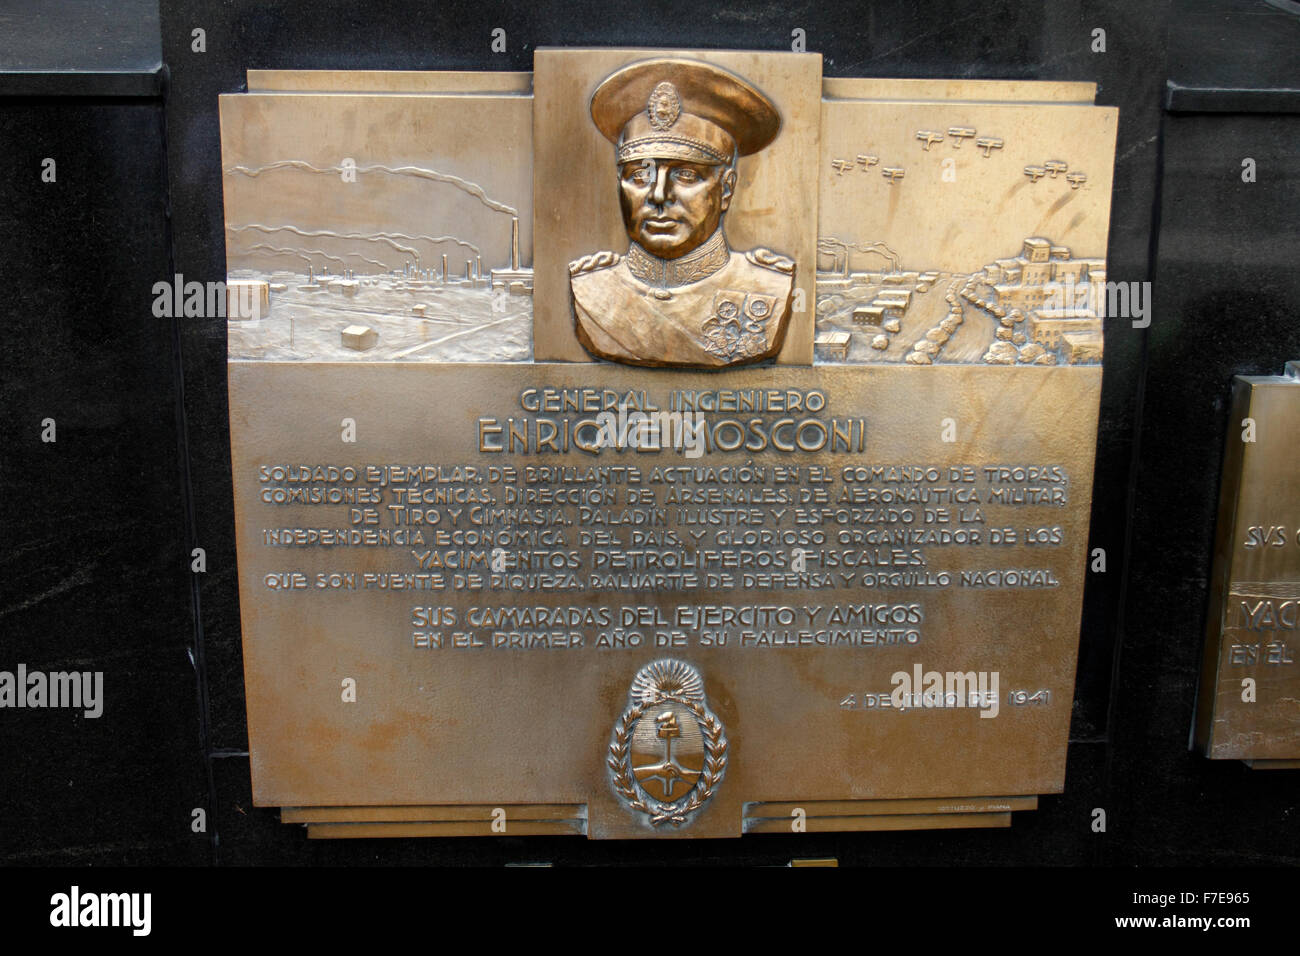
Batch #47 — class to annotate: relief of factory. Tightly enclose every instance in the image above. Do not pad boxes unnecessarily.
[219,92,535,363]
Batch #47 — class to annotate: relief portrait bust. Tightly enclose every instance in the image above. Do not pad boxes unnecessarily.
[570,58,796,369]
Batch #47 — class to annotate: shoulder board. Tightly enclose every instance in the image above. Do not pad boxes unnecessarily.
[568,251,622,276]
[745,248,795,275]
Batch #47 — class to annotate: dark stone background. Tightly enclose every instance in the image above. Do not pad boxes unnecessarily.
[0,94,207,865]
[0,0,1296,865]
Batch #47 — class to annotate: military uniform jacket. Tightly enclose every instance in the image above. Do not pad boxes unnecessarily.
[570,237,795,369]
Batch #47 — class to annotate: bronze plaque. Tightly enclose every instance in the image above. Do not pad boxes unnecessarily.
[1194,362,1300,761]
[220,51,1118,838]
[230,362,1098,838]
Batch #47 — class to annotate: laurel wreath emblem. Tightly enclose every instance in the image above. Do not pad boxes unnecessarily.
[607,687,728,827]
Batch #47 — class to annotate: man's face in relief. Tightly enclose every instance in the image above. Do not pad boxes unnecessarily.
[618,157,736,260]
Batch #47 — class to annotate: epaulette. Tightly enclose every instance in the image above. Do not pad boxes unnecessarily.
[568,251,623,276]
[745,247,795,275]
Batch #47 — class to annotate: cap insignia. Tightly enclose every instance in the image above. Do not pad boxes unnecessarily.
[646,82,682,131]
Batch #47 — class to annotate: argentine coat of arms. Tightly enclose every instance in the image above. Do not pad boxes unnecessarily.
[608,659,728,826]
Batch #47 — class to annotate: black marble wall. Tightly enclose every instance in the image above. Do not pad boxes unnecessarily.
[0,96,208,865]
[1108,109,1300,865]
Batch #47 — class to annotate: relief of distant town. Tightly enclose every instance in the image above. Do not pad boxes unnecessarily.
[223,162,534,363]
[813,236,1105,365]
